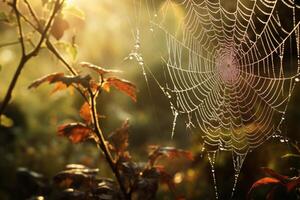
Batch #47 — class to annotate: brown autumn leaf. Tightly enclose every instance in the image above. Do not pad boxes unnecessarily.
[80,62,122,75]
[148,146,194,166]
[57,123,93,143]
[28,72,65,89]
[105,77,137,102]
[50,82,68,94]
[102,81,110,92]
[56,75,92,88]
[249,177,281,192]
[108,120,130,157]
[28,73,92,93]
[89,79,100,93]
[80,102,92,124]
[51,15,69,40]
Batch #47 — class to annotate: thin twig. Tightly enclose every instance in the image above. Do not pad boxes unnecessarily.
[13,0,26,56]
[27,0,63,58]
[46,40,78,76]
[18,11,39,30]
[24,0,39,25]
[17,1,78,76]
[0,40,20,48]
[90,89,130,199]
[0,0,64,116]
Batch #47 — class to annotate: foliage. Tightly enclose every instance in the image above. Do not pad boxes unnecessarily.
[1,1,300,199]
[26,60,194,199]
[0,1,195,199]
[248,143,300,200]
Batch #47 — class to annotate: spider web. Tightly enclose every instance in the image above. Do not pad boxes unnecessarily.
[130,0,300,198]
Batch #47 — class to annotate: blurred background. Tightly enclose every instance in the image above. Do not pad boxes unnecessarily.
[1,0,300,199]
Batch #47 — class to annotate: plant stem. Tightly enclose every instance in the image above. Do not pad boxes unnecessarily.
[45,40,78,76]
[90,92,130,199]
[0,57,28,115]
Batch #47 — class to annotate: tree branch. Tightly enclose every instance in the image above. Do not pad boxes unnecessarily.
[24,0,39,25]
[0,0,64,116]
[17,1,78,76]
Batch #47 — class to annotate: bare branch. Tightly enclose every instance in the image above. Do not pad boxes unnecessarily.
[12,0,26,56]
[24,0,39,25]
[0,0,65,116]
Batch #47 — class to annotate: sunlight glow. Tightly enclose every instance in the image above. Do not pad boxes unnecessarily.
[65,0,75,6]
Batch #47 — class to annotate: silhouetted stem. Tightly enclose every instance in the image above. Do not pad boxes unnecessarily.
[90,91,130,199]
[0,57,28,115]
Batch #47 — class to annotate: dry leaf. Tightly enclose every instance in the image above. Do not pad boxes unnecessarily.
[28,73,65,89]
[108,120,130,156]
[80,62,122,75]
[148,146,194,166]
[80,102,92,124]
[102,82,110,92]
[105,77,137,102]
[50,82,68,94]
[57,123,93,143]
[29,73,92,94]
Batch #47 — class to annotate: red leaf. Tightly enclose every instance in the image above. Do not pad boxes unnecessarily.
[57,123,93,143]
[79,102,92,124]
[148,146,194,166]
[108,120,130,158]
[50,82,68,94]
[102,82,110,92]
[80,62,122,75]
[247,177,281,199]
[89,80,100,93]
[249,168,300,199]
[105,77,137,102]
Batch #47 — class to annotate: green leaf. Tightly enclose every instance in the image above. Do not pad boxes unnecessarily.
[63,5,85,20]
[55,41,78,61]
[67,44,78,61]
[0,115,14,128]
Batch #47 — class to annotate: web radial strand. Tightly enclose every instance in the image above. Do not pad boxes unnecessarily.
[143,0,300,154]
